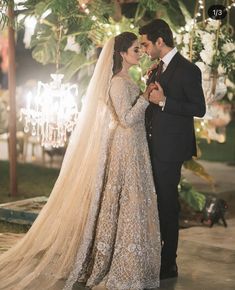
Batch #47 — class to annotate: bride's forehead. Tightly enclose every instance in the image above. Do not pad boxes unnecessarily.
[129,40,140,48]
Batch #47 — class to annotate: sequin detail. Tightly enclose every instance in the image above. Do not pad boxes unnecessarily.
[64,77,161,290]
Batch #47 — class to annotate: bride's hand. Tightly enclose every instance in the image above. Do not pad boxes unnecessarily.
[146,63,158,77]
[142,83,158,100]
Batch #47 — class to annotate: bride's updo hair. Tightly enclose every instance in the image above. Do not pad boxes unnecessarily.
[113,32,138,75]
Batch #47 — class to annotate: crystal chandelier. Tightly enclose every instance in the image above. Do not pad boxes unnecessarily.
[20,23,79,148]
[20,74,79,148]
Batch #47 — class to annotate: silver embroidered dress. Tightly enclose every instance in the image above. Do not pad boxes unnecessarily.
[0,38,160,290]
[84,76,161,289]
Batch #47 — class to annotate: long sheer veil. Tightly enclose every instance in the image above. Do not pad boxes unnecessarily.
[0,37,115,290]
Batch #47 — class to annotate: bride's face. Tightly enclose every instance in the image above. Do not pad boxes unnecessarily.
[121,40,141,66]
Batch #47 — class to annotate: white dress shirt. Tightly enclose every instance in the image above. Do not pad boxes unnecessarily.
[159,47,177,110]
[161,47,178,72]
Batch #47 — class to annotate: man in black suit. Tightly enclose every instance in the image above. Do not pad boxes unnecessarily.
[140,19,206,279]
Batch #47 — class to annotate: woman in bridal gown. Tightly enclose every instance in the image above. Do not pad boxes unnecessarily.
[0,32,161,290]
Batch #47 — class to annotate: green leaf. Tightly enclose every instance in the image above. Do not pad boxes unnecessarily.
[165,1,185,28]
[139,0,158,12]
[179,179,206,211]
[0,13,9,29]
[183,159,214,186]
[177,0,193,22]
[34,1,51,16]
[32,35,57,65]
[58,52,95,81]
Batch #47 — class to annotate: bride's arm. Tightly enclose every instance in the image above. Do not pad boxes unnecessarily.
[110,77,149,128]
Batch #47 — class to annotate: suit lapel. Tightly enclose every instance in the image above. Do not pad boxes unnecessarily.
[159,52,180,87]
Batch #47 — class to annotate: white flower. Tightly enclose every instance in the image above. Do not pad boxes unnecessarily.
[207,19,220,30]
[203,34,215,47]
[200,49,214,65]
[64,36,81,53]
[222,42,235,54]
[195,61,208,73]
[175,33,183,45]
[183,33,190,44]
[227,92,233,101]
[217,64,225,75]
[202,39,215,54]
[181,46,189,58]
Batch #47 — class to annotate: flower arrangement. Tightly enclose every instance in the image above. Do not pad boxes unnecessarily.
[175,19,235,145]
[176,20,235,91]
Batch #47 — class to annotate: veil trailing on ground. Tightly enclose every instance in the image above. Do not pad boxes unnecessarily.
[0,38,115,290]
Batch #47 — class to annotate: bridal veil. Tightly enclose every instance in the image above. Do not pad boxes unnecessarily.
[0,38,115,290]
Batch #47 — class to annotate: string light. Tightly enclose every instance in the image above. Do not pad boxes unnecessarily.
[178,0,234,31]
[84,8,90,14]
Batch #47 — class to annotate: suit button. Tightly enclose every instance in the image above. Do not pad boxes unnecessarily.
[149,134,152,137]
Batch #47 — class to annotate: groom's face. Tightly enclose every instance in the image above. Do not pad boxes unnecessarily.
[140,34,160,61]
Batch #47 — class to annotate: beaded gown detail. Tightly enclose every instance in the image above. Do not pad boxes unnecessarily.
[77,76,161,290]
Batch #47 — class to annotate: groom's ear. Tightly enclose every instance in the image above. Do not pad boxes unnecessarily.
[156,37,164,47]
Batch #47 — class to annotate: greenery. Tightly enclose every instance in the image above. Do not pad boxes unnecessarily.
[0,161,59,204]
[179,179,206,211]
[0,0,195,80]
[0,161,57,233]
[200,120,235,162]
[0,0,10,28]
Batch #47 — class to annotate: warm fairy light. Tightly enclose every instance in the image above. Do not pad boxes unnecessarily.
[84,8,90,14]
[20,74,79,148]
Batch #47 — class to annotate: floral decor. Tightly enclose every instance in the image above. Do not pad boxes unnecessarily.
[175,19,235,100]
[175,18,235,145]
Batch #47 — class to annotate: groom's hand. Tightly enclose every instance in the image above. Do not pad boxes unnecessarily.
[143,82,158,100]
[149,82,166,106]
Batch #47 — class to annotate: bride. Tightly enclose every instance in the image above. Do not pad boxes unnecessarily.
[0,32,161,290]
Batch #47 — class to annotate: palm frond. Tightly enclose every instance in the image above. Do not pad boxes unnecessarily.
[0,0,9,29]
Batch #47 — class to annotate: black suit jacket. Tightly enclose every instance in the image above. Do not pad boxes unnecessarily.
[146,52,206,162]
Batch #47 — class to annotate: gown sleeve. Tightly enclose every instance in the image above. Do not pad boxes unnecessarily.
[109,77,149,128]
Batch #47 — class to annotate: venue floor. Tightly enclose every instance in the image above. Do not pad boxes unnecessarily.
[0,158,235,289]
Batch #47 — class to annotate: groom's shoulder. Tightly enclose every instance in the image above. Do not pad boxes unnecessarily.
[177,53,200,74]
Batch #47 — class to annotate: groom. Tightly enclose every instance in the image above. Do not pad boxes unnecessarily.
[140,19,206,279]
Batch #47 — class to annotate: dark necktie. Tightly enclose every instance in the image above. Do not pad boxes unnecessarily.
[155,60,164,81]
[145,60,164,143]
[146,60,164,85]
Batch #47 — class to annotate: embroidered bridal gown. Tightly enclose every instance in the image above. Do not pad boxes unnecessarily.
[82,76,161,289]
[0,38,160,290]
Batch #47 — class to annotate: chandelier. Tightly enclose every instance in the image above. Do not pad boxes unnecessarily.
[20,24,79,148]
[20,74,79,148]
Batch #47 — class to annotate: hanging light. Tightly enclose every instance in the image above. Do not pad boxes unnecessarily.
[20,74,79,148]
[20,24,79,148]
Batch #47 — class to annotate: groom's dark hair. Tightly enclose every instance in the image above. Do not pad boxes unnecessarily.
[139,19,174,48]
[113,32,137,75]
